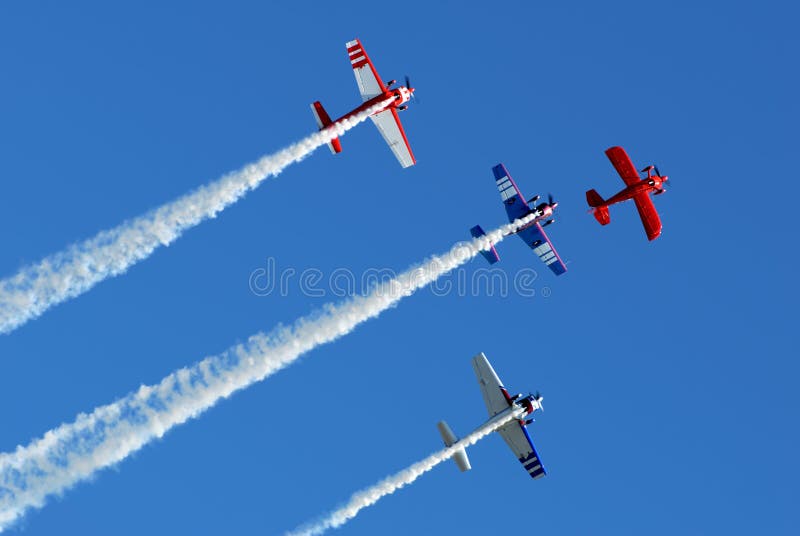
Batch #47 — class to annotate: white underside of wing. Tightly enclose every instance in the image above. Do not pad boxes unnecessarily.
[471,352,509,417]
[498,422,532,459]
[369,109,414,168]
[353,65,383,102]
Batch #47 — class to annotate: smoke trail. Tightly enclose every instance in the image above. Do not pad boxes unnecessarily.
[286,410,522,536]
[0,99,392,335]
[0,213,538,530]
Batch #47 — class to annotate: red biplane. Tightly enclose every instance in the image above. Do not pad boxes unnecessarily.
[586,146,668,241]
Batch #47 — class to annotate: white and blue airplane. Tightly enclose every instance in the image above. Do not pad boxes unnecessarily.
[438,352,547,479]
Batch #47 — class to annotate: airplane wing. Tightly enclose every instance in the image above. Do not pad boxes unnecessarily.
[369,108,416,168]
[493,164,531,222]
[632,192,662,241]
[605,146,641,187]
[515,223,568,276]
[471,353,512,418]
[497,421,547,479]
[346,39,387,102]
[471,352,547,479]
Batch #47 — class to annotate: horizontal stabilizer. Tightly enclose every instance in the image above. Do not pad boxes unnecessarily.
[593,206,610,225]
[586,189,610,225]
[310,101,342,154]
[437,421,471,472]
[470,225,500,265]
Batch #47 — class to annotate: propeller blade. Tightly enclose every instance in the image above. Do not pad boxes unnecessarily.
[404,75,418,102]
[654,165,662,177]
[548,193,554,205]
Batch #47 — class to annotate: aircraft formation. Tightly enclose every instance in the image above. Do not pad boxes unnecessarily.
[307,38,669,481]
[0,36,672,531]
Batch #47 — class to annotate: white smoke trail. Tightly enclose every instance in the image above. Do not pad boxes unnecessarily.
[0,99,392,335]
[0,213,538,531]
[286,410,522,536]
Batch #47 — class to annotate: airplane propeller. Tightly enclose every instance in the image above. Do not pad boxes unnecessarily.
[404,75,418,102]
[532,391,544,412]
[548,193,555,206]
[654,165,671,187]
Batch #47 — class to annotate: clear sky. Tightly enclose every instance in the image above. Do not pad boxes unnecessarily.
[0,1,797,534]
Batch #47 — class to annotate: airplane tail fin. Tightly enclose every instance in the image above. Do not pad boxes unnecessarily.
[470,225,500,265]
[586,189,611,225]
[585,189,605,208]
[437,421,471,472]
[310,101,342,154]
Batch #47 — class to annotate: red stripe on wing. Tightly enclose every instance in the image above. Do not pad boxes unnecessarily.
[389,108,416,165]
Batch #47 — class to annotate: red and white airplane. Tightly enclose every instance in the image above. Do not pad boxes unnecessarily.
[438,352,547,480]
[311,39,416,168]
[586,146,669,241]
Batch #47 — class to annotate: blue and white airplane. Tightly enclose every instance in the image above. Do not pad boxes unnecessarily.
[471,164,567,276]
[437,352,547,480]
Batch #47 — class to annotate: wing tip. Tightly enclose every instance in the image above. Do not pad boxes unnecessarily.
[492,163,509,180]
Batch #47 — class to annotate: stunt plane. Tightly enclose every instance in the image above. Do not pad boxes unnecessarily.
[471,164,567,275]
[586,146,669,241]
[437,352,547,479]
[311,38,416,168]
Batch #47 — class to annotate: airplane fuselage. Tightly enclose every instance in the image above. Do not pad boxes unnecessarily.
[331,86,413,125]
[599,178,666,208]
[515,202,558,233]
[484,405,526,430]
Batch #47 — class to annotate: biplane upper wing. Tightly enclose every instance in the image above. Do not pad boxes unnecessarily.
[633,192,663,241]
[346,39,387,102]
[605,146,642,187]
[369,108,416,168]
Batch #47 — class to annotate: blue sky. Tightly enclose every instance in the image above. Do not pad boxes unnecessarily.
[0,1,797,534]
